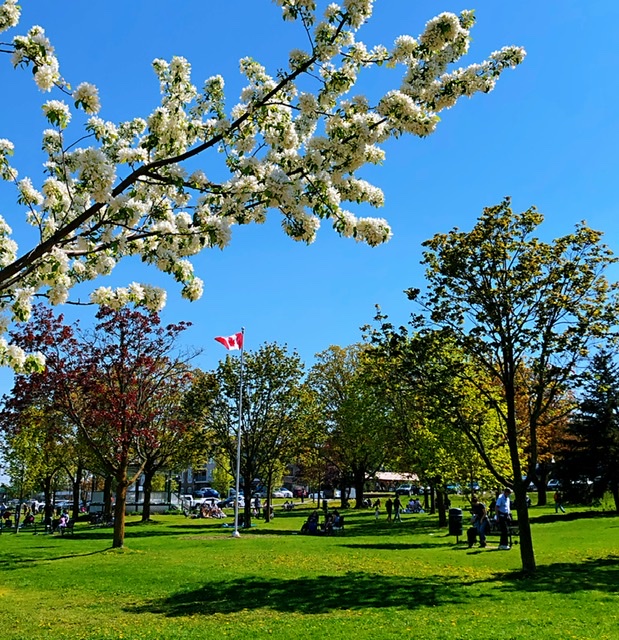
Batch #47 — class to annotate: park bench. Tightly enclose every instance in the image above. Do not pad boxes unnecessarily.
[331,515,345,535]
[486,518,519,546]
[89,512,114,528]
[57,519,75,536]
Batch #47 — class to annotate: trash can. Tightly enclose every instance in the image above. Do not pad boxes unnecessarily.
[448,507,463,536]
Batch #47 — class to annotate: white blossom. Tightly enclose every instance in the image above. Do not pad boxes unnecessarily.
[34,59,60,92]
[17,177,44,206]
[0,0,20,33]
[420,13,462,52]
[182,277,204,301]
[392,35,418,63]
[73,82,100,114]
[6,344,26,369]
[42,99,71,128]
[0,1,525,370]
[0,138,14,154]
[73,148,116,202]
[47,284,69,305]
[94,253,116,275]
[117,147,148,164]
[355,216,392,245]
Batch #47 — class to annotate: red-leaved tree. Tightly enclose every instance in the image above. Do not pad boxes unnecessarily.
[5,305,194,547]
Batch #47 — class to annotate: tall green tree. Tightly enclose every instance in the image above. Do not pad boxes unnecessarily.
[308,345,395,508]
[560,351,619,511]
[137,364,209,522]
[410,198,619,573]
[0,405,66,530]
[364,324,508,522]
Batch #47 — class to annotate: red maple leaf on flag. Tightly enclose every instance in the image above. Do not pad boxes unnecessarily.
[214,332,243,350]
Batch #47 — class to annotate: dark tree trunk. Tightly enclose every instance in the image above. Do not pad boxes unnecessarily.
[141,470,154,522]
[340,480,348,509]
[112,466,129,548]
[436,490,447,527]
[264,470,274,523]
[242,476,253,528]
[506,384,536,574]
[536,464,549,507]
[103,474,114,521]
[353,468,365,508]
[513,476,536,574]
[43,475,53,529]
[71,464,82,521]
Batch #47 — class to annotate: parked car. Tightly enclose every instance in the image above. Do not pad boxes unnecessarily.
[445,483,462,494]
[547,479,561,490]
[272,487,293,499]
[395,484,414,496]
[467,482,481,492]
[195,487,220,499]
[252,489,268,498]
[217,496,245,509]
[181,495,218,510]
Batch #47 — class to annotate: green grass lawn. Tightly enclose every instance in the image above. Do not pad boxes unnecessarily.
[1,499,617,640]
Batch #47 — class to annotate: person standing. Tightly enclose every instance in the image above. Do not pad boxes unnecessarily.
[385,497,393,522]
[471,497,489,548]
[495,487,512,550]
[393,495,402,523]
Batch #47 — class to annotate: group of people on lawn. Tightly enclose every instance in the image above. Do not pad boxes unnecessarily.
[372,495,425,522]
[196,502,226,519]
[300,509,343,535]
[469,488,513,550]
[1,501,50,529]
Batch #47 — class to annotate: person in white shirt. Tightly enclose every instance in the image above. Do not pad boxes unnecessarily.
[495,487,512,550]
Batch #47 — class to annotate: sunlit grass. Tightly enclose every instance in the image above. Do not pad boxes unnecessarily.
[0,499,617,639]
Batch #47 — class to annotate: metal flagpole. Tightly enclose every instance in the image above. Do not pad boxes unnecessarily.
[232,327,245,538]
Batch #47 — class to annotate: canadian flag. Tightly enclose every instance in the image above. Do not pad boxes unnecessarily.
[214,332,244,351]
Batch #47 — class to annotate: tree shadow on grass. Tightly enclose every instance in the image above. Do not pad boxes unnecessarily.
[127,571,470,617]
[127,555,619,619]
[529,511,618,525]
[488,555,619,595]
[0,547,109,570]
[341,541,447,551]
[64,529,178,542]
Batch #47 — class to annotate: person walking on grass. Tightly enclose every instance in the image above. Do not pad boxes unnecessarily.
[554,490,566,514]
[495,487,512,550]
[393,495,402,523]
[385,497,393,522]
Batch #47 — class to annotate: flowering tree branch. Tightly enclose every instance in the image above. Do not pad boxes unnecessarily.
[0,0,525,370]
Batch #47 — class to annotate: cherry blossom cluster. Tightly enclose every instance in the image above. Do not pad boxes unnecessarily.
[0,0,525,369]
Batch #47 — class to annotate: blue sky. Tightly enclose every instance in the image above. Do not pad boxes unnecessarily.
[2,0,619,388]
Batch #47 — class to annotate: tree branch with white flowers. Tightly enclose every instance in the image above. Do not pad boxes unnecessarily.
[0,0,525,371]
